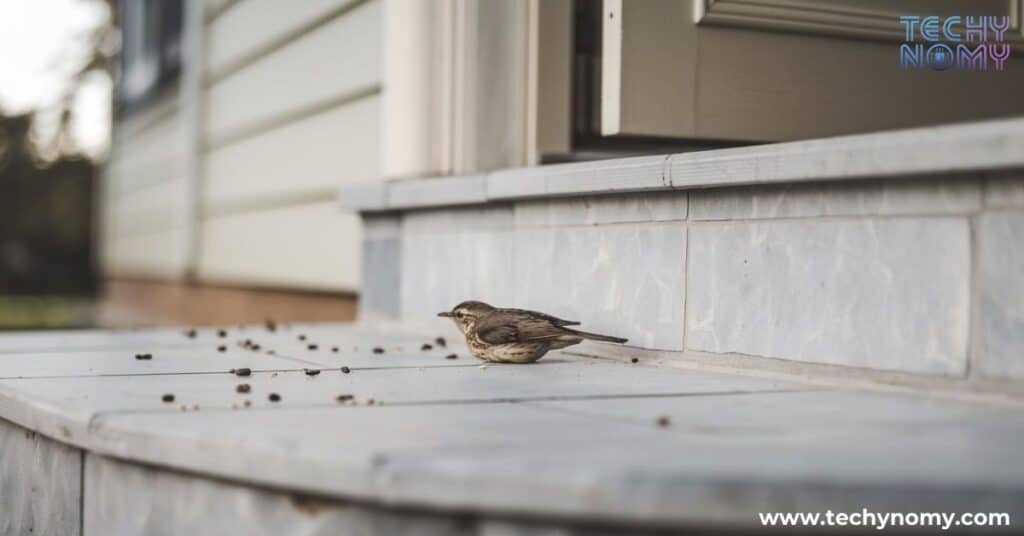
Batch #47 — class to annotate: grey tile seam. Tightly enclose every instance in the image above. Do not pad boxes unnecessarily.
[86,388,818,421]
[0,363,480,381]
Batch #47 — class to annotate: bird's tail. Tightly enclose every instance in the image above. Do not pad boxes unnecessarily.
[565,328,628,344]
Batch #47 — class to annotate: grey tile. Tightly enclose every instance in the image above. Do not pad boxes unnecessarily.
[985,173,1024,208]
[512,224,687,350]
[403,205,514,234]
[685,218,971,374]
[488,155,669,201]
[0,419,81,536]
[690,177,981,221]
[389,174,487,209]
[360,238,401,318]
[83,454,472,536]
[400,230,517,325]
[976,212,1024,379]
[514,192,687,227]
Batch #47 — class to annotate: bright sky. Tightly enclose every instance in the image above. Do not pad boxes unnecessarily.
[0,0,112,159]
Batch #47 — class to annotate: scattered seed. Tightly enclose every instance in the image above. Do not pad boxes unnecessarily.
[445,354,458,360]
[217,329,227,338]
[421,343,433,351]
[305,369,321,376]
[161,394,175,403]
[236,384,251,394]
[336,394,354,403]
[265,319,277,332]
[631,357,639,364]
[251,344,261,351]
[185,329,197,338]
[331,346,339,353]
[435,337,447,348]
[372,347,384,354]
[271,372,278,377]
[235,368,252,377]
[655,416,671,428]
[243,400,252,408]
[298,334,307,341]
[268,393,281,402]
[308,344,318,351]
[366,397,376,405]
[135,353,152,360]
[341,366,351,374]
[180,405,187,412]
[192,404,200,410]
[218,345,227,352]
[267,350,276,355]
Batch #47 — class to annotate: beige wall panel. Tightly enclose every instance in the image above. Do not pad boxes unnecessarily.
[205,96,379,210]
[601,0,698,137]
[694,27,1024,141]
[205,0,359,78]
[204,0,382,145]
[198,202,361,291]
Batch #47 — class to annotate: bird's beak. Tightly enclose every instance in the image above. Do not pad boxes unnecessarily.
[437,312,452,318]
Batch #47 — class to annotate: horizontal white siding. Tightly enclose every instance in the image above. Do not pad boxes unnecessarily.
[205,0,359,77]
[107,114,188,194]
[198,202,361,290]
[102,88,193,279]
[107,178,189,237]
[204,95,379,211]
[102,227,191,279]
[203,0,381,146]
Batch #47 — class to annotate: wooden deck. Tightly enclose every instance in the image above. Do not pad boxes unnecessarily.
[2,323,1024,534]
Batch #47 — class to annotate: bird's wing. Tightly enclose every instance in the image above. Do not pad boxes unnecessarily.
[475,311,574,344]
[498,307,579,326]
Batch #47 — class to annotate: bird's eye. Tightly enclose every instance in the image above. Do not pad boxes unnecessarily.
[455,311,464,319]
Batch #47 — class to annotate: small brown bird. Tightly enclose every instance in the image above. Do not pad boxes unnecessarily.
[438,301,628,363]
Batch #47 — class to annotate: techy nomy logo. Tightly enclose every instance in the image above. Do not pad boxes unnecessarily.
[899,15,1011,71]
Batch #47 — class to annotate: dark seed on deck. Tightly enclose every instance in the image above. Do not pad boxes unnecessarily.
[243,400,252,408]
[251,344,261,351]
[218,345,227,352]
[268,393,281,402]
[336,394,354,403]
[372,347,384,354]
[445,354,458,360]
[236,384,251,394]
[307,344,318,351]
[235,368,252,377]
[435,337,447,347]
[185,329,197,338]
[421,344,433,351]
[305,369,321,376]
[217,329,227,338]
[298,334,307,341]
[655,416,671,428]
[331,347,339,353]
[631,358,639,364]
[161,394,175,403]
[265,320,277,332]
[135,353,152,360]
[341,366,351,374]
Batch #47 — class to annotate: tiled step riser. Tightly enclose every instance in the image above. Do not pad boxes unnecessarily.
[361,174,1024,384]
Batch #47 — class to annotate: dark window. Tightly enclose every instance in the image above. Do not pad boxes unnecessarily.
[116,0,184,115]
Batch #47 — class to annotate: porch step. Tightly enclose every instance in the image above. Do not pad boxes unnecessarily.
[2,324,1023,533]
